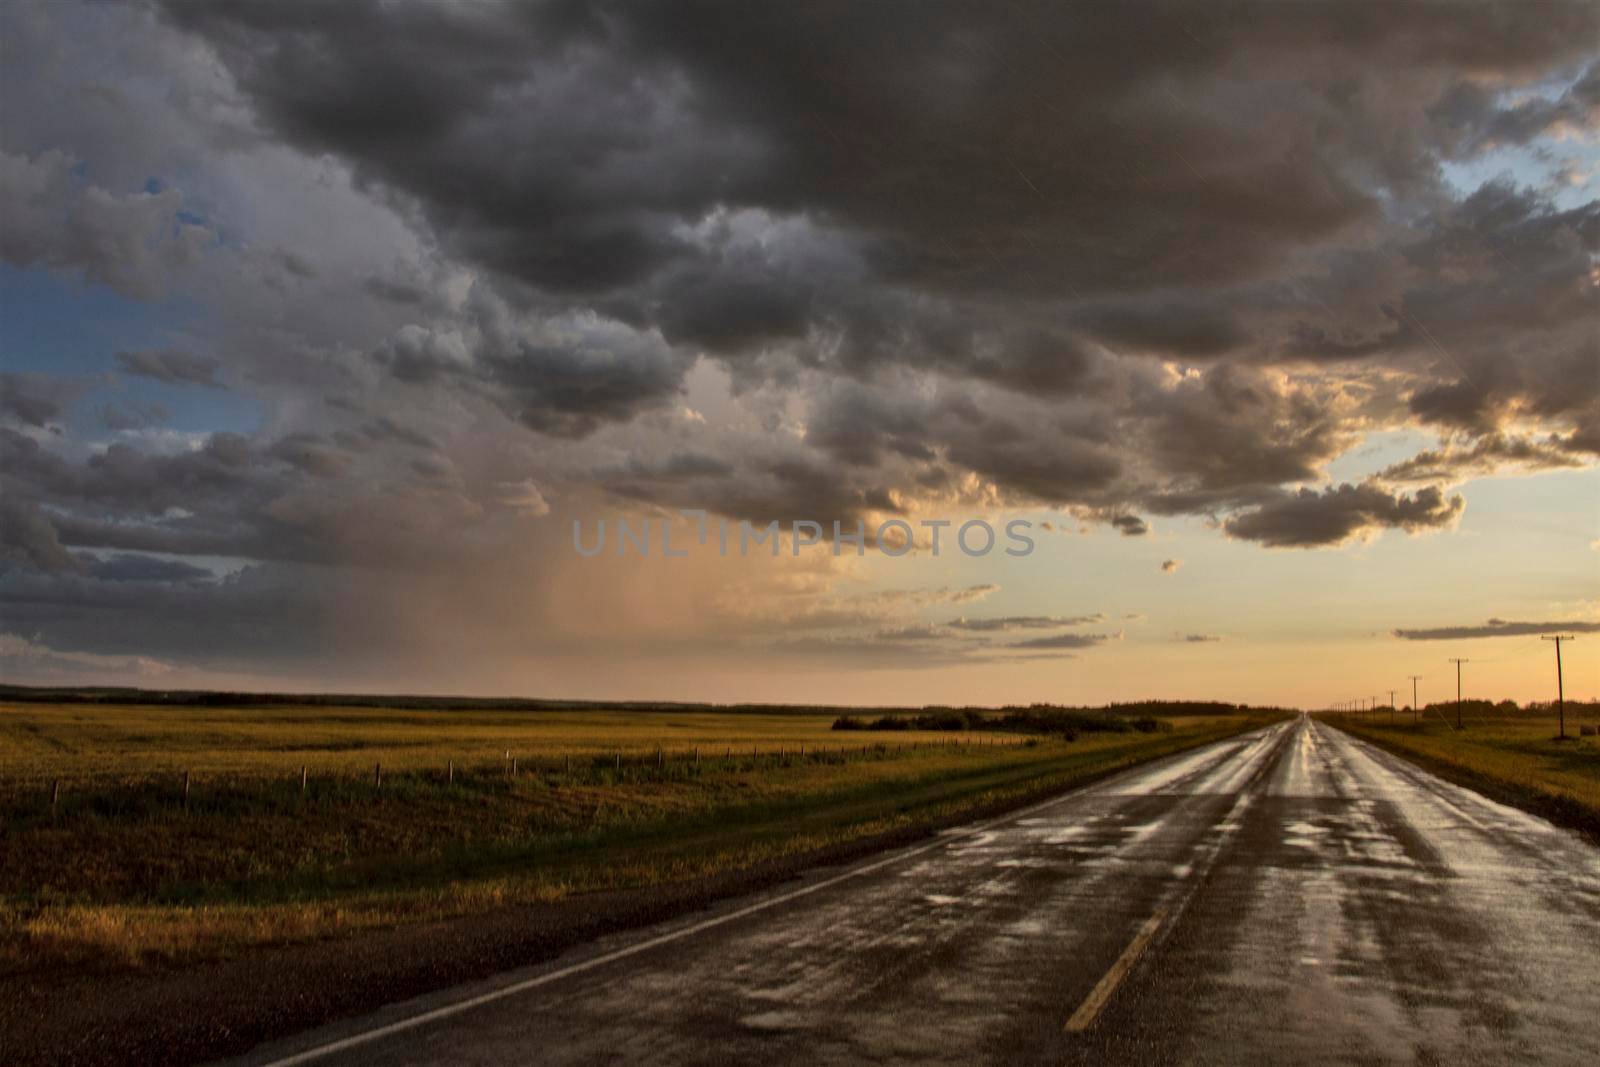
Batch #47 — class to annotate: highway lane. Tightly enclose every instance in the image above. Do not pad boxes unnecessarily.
[229,717,1600,1066]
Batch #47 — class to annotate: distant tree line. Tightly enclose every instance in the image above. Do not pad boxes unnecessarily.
[1412,699,1600,717]
[0,686,1287,719]
[831,704,1206,740]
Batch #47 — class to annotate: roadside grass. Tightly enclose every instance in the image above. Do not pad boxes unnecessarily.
[1322,713,1600,839]
[0,702,1282,975]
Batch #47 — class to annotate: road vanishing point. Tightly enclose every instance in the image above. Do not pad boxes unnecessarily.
[230,716,1600,1066]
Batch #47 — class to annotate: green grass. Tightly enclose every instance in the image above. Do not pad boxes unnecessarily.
[1322,711,1600,838]
[0,701,1281,975]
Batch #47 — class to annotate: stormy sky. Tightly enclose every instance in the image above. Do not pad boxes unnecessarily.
[1,0,1596,705]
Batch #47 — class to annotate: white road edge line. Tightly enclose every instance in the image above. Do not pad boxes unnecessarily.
[252,723,1283,1067]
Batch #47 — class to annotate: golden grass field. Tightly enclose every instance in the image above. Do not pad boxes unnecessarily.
[1,701,1280,976]
[1323,710,1600,837]
[0,702,958,784]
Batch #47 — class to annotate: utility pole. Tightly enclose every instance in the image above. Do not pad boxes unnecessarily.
[1542,636,1576,739]
[1408,675,1422,726]
[1449,658,1468,730]
[1388,690,1396,725]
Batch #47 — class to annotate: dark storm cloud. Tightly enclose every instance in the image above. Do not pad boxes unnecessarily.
[4,0,1600,690]
[267,433,355,478]
[1072,299,1249,359]
[2,426,301,564]
[1392,619,1600,641]
[115,348,225,388]
[82,552,212,582]
[358,416,437,451]
[0,372,93,427]
[1223,482,1464,548]
[156,0,1599,372]
[804,376,1129,508]
[1429,62,1600,155]
[1382,187,1600,436]
[97,400,172,432]
[667,456,898,530]
[362,276,428,306]
[1137,364,1350,494]
[0,423,485,575]
[0,497,80,574]
[0,562,342,665]
[372,299,690,438]
[598,451,735,484]
[0,148,213,300]
[131,0,1598,537]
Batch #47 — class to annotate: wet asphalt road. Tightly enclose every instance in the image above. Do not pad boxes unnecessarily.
[231,716,1600,1066]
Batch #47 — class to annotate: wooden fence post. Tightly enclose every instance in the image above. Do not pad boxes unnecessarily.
[448,759,454,785]
[183,770,191,809]
[374,762,382,788]
[300,765,307,798]
[50,778,60,822]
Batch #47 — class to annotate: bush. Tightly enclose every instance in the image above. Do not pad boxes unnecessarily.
[831,715,865,731]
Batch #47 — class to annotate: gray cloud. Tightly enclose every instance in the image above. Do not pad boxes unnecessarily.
[1006,632,1118,651]
[115,348,224,388]
[0,149,212,300]
[1379,433,1590,483]
[946,614,1104,632]
[83,553,212,583]
[97,400,172,432]
[1111,515,1148,537]
[0,372,92,427]
[0,0,1596,686]
[1392,619,1600,641]
[1224,483,1465,548]
[0,497,80,574]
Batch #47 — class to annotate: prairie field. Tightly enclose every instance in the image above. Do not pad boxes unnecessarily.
[1323,710,1600,836]
[0,699,1280,976]
[0,702,946,785]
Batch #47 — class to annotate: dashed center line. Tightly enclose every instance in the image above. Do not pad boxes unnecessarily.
[1064,904,1171,1032]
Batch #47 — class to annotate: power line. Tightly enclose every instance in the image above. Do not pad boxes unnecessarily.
[1407,675,1422,727]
